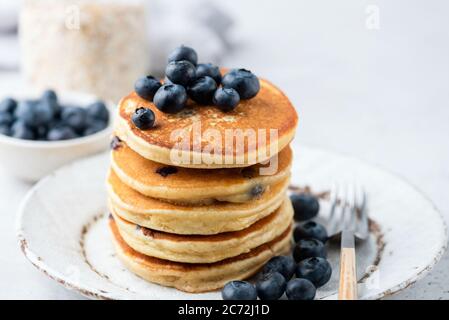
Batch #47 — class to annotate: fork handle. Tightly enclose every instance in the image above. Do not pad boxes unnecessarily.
[338,231,357,300]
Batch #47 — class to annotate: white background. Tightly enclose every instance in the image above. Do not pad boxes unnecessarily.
[0,0,448,299]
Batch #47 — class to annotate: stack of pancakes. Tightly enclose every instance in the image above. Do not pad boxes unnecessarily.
[107,78,298,293]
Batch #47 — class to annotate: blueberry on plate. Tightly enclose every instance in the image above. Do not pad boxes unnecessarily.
[222,69,260,99]
[0,112,13,126]
[187,76,217,104]
[86,101,109,123]
[165,60,196,86]
[167,45,198,66]
[262,256,296,280]
[14,100,39,127]
[154,84,187,114]
[47,126,78,141]
[222,281,257,300]
[0,124,11,136]
[256,272,286,300]
[134,76,162,102]
[290,193,320,221]
[131,108,155,130]
[285,278,316,300]
[10,121,35,140]
[196,63,222,85]
[294,221,328,243]
[296,257,332,288]
[0,97,17,113]
[213,87,240,112]
[83,120,108,136]
[61,106,87,132]
[293,239,327,262]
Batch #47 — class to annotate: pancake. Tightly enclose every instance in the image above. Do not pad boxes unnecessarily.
[115,77,298,169]
[111,198,293,263]
[109,217,292,293]
[107,169,290,235]
[111,141,292,204]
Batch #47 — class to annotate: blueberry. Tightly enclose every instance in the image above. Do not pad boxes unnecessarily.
[196,63,222,85]
[262,256,296,280]
[0,125,11,136]
[61,106,87,132]
[34,101,55,126]
[131,108,155,130]
[14,100,39,127]
[167,45,198,66]
[0,112,13,126]
[256,272,286,300]
[41,90,61,116]
[293,239,326,262]
[286,278,316,300]
[290,193,320,221]
[294,221,328,243]
[11,121,35,140]
[0,97,17,113]
[41,89,57,103]
[187,76,217,104]
[165,60,196,86]
[35,125,48,140]
[296,257,332,288]
[213,87,240,112]
[134,76,162,102]
[222,69,260,99]
[47,126,78,141]
[83,120,107,136]
[154,84,187,114]
[222,281,257,300]
[86,101,109,122]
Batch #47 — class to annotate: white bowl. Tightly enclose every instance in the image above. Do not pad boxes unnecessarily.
[0,91,114,181]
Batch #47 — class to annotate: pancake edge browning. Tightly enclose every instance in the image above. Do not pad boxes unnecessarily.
[111,198,293,263]
[107,174,290,235]
[110,144,292,204]
[109,218,292,293]
[114,78,298,169]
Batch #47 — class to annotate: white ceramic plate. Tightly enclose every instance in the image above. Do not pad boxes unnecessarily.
[17,146,447,300]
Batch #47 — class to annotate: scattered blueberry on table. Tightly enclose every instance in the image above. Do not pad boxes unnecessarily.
[0,90,109,141]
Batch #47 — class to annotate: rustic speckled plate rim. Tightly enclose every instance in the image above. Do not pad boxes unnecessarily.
[16,146,448,300]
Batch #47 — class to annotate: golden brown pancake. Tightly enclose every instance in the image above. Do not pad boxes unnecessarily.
[107,169,289,235]
[115,78,298,168]
[111,141,292,204]
[109,217,292,293]
[111,198,293,263]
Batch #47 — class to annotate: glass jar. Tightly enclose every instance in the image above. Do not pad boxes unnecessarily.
[20,0,149,102]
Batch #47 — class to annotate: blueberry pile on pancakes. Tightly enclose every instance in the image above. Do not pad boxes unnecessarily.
[107,46,299,293]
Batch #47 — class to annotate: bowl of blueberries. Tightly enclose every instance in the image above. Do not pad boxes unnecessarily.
[0,89,113,181]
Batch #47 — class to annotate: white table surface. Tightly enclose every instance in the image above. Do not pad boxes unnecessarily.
[1,0,448,299]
